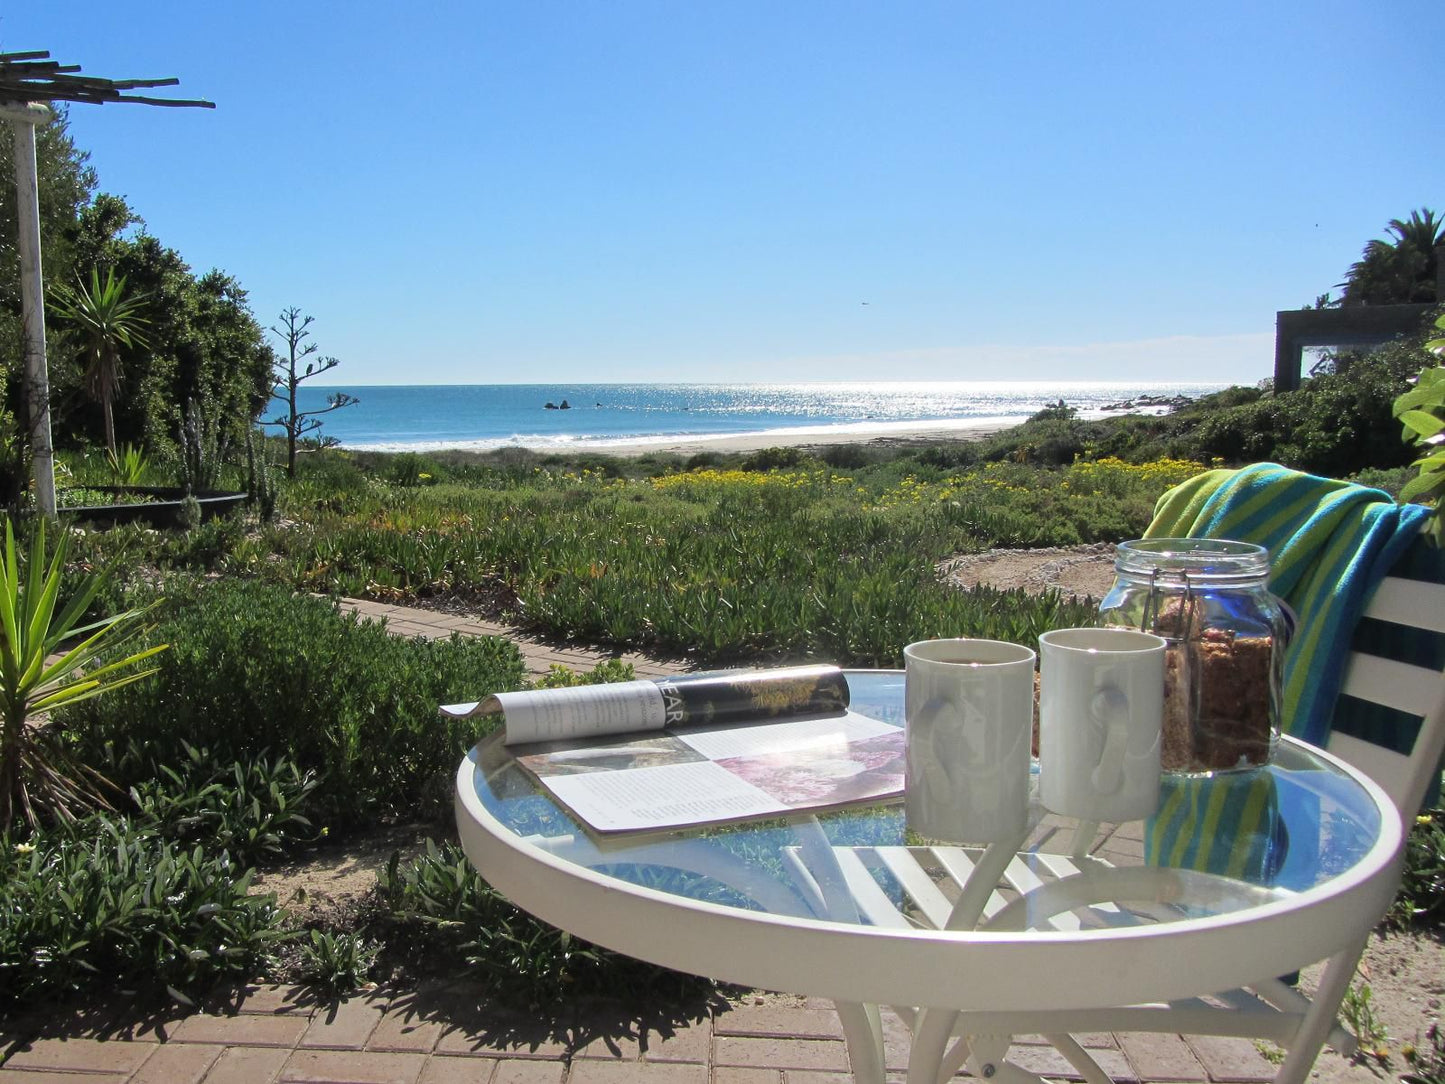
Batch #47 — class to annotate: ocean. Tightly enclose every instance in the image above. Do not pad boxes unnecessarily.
[293,381,1229,453]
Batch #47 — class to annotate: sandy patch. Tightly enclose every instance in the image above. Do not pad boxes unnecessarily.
[940,542,1119,599]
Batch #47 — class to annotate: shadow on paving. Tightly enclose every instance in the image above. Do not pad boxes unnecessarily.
[1,976,728,1065]
[1,994,194,1048]
[381,978,729,1059]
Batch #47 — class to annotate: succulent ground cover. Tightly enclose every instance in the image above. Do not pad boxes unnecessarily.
[60,453,1206,669]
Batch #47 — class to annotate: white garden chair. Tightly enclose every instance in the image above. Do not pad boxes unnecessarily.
[1065,544,1445,1084]
[789,540,1445,1084]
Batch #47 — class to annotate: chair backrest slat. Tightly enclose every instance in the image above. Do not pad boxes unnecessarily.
[1361,577,1445,632]
[1324,572,1445,817]
[1328,731,1429,814]
[1338,654,1444,718]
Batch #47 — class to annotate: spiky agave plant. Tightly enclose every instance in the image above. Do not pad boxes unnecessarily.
[105,442,149,486]
[0,517,167,834]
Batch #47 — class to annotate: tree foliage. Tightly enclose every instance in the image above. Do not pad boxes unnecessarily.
[1394,313,1445,541]
[0,107,98,506]
[0,107,97,375]
[0,108,272,504]
[61,199,274,465]
[1339,208,1442,307]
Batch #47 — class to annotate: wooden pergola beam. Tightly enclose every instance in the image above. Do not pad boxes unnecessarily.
[0,50,214,109]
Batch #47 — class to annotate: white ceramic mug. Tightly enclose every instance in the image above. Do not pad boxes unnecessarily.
[904,638,1036,843]
[1038,627,1167,823]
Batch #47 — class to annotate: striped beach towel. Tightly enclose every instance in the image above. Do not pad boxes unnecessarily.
[1143,464,1430,881]
[1145,463,1431,747]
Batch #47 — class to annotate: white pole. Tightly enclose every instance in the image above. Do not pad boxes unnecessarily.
[4,102,55,517]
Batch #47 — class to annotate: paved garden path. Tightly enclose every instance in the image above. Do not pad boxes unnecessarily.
[336,597,690,681]
[0,598,1283,1083]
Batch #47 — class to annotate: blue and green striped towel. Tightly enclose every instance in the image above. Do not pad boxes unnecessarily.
[1147,770,1285,883]
[1145,462,1431,748]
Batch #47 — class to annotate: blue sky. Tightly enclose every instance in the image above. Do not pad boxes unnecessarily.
[4,2,1441,386]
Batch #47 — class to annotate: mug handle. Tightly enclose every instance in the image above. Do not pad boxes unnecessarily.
[918,697,992,804]
[1089,686,1130,796]
[914,698,956,798]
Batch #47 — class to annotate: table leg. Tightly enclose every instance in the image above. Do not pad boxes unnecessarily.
[908,1006,962,1084]
[834,1001,886,1084]
[944,829,1030,931]
[1043,1032,1113,1084]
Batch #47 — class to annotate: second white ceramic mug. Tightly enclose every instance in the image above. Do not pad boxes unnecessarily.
[1038,627,1167,823]
[904,638,1036,843]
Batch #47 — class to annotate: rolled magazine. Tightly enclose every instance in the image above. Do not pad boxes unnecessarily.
[442,664,851,744]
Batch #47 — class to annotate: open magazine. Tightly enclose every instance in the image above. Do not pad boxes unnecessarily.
[442,666,905,834]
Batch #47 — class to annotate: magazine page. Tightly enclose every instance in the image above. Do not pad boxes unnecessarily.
[517,709,904,834]
[441,664,850,745]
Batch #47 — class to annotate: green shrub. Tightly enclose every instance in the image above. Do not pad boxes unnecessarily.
[1176,343,1427,476]
[818,443,880,470]
[1348,466,1415,498]
[1404,1024,1445,1084]
[175,400,229,495]
[906,442,980,470]
[1388,807,1445,930]
[683,450,726,471]
[61,581,526,823]
[297,930,378,996]
[157,512,247,569]
[0,814,288,1011]
[289,451,371,499]
[1394,312,1445,542]
[106,443,149,486]
[0,517,167,834]
[389,452,444,487]
[530,659,636,688]
[1184,384,1266,412]
[740,445,816,472]
[125,743,318,869]
[377,840,713,1008]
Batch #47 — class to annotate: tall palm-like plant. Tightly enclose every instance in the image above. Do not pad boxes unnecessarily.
[1340,208,1443,306]
[50,268,152,456]
[0,517,166,834]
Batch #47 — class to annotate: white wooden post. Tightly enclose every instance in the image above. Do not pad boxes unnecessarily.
[3,101,55,517]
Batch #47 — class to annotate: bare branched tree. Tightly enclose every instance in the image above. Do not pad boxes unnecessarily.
[264,307,357,477]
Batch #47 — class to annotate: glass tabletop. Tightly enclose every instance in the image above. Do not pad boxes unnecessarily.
[458,671,1393,935]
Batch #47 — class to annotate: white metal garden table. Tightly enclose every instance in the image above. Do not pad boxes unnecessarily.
[453,671,1405,1084]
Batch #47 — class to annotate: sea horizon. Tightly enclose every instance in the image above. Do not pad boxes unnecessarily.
[292,380,1232,453]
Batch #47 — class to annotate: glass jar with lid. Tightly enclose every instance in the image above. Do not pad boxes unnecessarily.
[1098,538,1288,774]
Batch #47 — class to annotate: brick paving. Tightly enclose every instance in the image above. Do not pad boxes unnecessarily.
[0,599,1284,1083]
[0,983,1281,1083]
